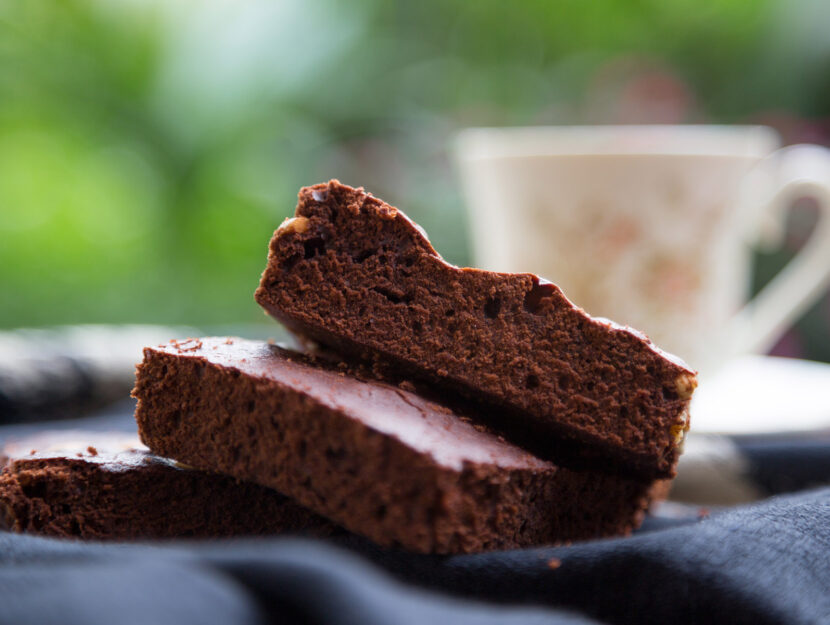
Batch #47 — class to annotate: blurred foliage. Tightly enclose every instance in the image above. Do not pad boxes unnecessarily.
[1,0,830,359]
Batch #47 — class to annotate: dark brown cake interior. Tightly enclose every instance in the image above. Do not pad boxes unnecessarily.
[255,180,696,479]
[0,431,338,540]
[134,338,657,554]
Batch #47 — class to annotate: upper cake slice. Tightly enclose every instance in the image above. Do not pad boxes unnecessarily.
[255,180,697,479]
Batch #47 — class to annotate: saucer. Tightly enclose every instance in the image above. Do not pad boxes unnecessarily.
[690,355,830,435]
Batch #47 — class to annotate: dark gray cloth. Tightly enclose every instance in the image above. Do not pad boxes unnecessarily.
[1,403,829,624]
[0,488,828,625]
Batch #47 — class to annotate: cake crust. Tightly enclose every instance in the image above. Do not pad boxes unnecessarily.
[133,338,658,554]
[255,180,696,478]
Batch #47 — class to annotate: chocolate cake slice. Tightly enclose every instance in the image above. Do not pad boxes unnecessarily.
[134,337,658,554]
[255,180,697,478]
[0,431,337,540]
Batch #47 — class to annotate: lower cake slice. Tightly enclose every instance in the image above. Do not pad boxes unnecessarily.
[134,337,659,554]
[0,431,338,540]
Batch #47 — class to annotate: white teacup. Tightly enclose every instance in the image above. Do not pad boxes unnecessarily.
[455,125,830,373]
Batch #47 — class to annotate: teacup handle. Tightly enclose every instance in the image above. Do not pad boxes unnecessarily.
[728,144,830,357]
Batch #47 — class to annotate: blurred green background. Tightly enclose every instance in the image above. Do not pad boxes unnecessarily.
[2,0,830,361]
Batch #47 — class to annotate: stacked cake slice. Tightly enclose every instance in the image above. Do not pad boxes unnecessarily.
[255,180,696,479]
[133,338,661,553]
[1,180,696,552]
[0,431,338,539]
